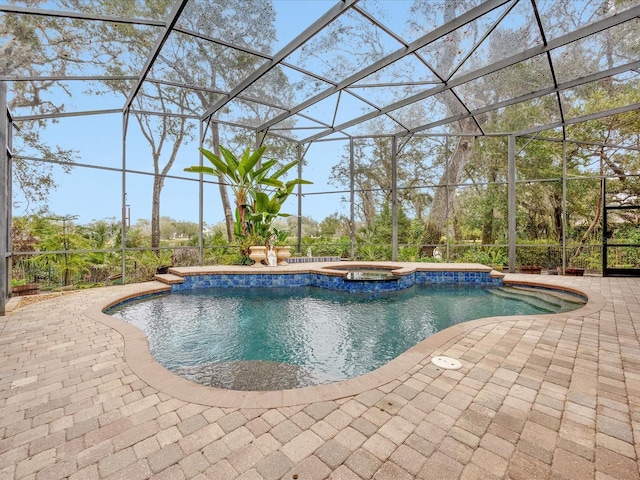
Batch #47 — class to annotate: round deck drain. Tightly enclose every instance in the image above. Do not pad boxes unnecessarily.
[431,356,462,370]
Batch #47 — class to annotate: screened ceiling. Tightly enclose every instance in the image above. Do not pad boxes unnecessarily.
[3,0,640,143]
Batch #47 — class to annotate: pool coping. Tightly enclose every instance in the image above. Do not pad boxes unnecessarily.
[161,261,502,293]
[157,261,500,280]
[86,265,605,408]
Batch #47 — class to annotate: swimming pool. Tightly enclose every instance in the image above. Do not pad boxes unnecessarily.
[108,284,585,391]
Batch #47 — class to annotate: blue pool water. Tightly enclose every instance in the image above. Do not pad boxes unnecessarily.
[108,285,584,390]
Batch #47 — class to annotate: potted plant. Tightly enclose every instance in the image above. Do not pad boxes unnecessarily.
[238,233,265,266]
[248,245,268,267]
[11,278,40,296]
[563,266,585,276]
[271,228,291,265]
[518,265,542,274]
[184,145,312,265]
[563,250,588,276]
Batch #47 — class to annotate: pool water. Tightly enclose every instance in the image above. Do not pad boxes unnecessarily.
[108,285,584,390]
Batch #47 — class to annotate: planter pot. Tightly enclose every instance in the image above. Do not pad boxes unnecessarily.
[564,268,584,276]
[519,265,542,274]
[12,284,40,296]
[276,246,291,265]
[248,246,267,267]
[556,267,585,276]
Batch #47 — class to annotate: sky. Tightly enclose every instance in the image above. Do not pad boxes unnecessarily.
[11,0,354,226]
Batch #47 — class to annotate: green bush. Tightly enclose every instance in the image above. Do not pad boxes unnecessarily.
[299,237,350,258]
[355,244,391,261]
[515,243,554,267]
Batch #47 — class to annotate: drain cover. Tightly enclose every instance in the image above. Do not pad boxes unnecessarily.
[431,356,462,370]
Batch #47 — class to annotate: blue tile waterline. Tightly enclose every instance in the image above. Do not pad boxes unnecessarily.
[104,291,168,314]
[170,270,500,293]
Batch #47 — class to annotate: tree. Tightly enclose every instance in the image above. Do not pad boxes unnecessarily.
[368,203,413,245]
[330,136,390,228]
[329,131,434,231]
[30,215,92,286]
[134,91,194,249]
[457,137,509,245]
[7,0,284,248]
[165,219,200,240]
[407,0,637,250]
[144,0,285,242]
[185,145,312,254]
[0,5,81,212]
[408,1,491,242]
[319,213,350,238]
[565,90,640,262]
[287,215,318,239]
[80,0,195,251]
[76,218,122,281]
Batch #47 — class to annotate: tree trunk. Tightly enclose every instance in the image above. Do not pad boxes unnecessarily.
[211,124,235,242]
[481,164,499,244]
[570,182,602,264]
[571,148,605,263]
[361,181,377,229]
[427,118,477,242]
[422,0,479,243]
[553,195,563,242]
[151,174,164,251]
[481,207,495,245]
[135,110,188,254]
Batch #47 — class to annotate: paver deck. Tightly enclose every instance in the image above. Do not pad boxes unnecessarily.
[1,272,639,479]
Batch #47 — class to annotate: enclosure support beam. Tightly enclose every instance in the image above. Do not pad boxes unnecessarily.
[198,121,204,265]
[123,0,190,113]
[508,135,516,273]
[301,7,640,143]
[0,4,165,27]
[561,141,567,274]
[121,111,129,284]
[202,0,358,121]
[349,139,355,261]
[0,82,9,315]
[445,140,451,262]
[297,144,303,255]
[391,136,398,261]
[265,0,510,136]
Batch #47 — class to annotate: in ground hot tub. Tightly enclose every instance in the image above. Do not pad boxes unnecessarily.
[315,263,408,291]
[345,269,398,281]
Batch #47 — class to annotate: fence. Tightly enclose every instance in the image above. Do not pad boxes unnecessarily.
[10,242,605,293]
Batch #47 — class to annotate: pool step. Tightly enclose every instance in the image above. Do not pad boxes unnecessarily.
[154,273,185,285]
[508,286,584,305]
[487,287,561,313]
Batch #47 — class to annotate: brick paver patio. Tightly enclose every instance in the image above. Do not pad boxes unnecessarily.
[1,273,639,479]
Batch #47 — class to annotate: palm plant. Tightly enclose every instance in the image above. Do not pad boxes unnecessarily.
[185,145,312,245]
